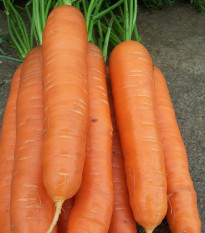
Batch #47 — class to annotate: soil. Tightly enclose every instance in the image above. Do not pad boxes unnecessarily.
[0,2,204,232]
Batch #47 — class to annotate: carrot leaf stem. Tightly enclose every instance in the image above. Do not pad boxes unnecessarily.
[57,0,64,5]
[86,0,97,31]
[124,0,130,41]
[0,55,22,62]
[30,16,35,48]
[102,18,113,62]
[3,0,28,59]
[62,0,72,5]
[86,0,122,43]
[10,20,28,55]
[119,5,124,19]
[8,1,30,50]
[132,0,137,32]
[33,0,42,44]
[93,0,124,21]
[25,1,32,22]
[134,24,141,42]
[94,0,104,15]
[74,1,81,10]
[129,0,134,38]
[7,18,24,59]
[88,20,95,42]
[105,0,140,44]
[82,0,88,18]
[45,0,53,18]
[97,20,103,51]
[106,4,124,39]
[40,1,46,30]
[101,23,121,46]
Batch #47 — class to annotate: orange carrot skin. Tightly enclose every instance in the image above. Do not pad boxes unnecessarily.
[0,64,22,233]
[67,43,113,233]
[108,89,137,233]
[154,66,201,233]
[42,5,88,203]
[58,198,74,233]
[10,47,56,233]
[109,41,167,232]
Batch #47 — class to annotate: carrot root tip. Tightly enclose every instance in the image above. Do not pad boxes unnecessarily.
[145,227,156,233]
[47,200,64,233]
[146,229,154,233]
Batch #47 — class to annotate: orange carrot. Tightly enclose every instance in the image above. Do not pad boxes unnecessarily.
[109,41,167,233]
[0,64,22,233]
[57,198,74,233]
[42,5,88,232]
[154,65,201,233]
[67,43,113,233]
[10,47,56,233]
[108,78,137,233]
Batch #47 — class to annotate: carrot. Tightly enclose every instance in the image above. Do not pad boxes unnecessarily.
[109,40,167,233]
[153,65,201,233]
[42,5,88,232]
[67,43,113,233]
[57,198,74,233]
[10,46,56,233]
[0,64,22,233]
[107,74,137,233]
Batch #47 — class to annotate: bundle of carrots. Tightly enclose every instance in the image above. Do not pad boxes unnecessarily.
[0,0,201,233]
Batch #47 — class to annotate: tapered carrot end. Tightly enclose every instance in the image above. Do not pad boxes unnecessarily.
[146,231,152,233]
[145,227,154,233]
[47,200,64,233]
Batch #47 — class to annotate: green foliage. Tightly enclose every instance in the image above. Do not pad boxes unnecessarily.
[1,0,124,62]
[0,30,5,55]
[190,0,205,13]
[139,0,205,12]
[2,0,32,60]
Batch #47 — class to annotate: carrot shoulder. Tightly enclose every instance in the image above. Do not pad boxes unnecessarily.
[67,43,113,233]
[10,47,56,233]
[109,40,167,233]
[154,65,201,233]
[42,5,88,232]
[0,64,22,233]
[108,77,137,233]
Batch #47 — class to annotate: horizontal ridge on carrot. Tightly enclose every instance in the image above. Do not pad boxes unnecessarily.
[42,5,89,233]
[0,64,22,233]
[67,43,113,233]
[109,41,167,233]
[153,65,201,233]
[10,46,56,233]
